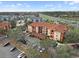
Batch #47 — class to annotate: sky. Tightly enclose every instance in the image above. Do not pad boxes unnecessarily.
[0,1,79,12]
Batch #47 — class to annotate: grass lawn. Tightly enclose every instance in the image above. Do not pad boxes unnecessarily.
[25,35,40,46]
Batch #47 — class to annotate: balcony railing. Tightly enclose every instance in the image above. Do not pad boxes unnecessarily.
[31,32,46,40]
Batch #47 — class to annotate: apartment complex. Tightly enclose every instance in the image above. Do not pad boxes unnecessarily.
[0,21,11,30]
[28,22,68,42]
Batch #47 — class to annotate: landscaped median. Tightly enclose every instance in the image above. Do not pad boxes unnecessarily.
[9,39,51,58]
[9,39,40,58]
[9,39,28,56]
[0,39,10,46]
[10,39,27,52]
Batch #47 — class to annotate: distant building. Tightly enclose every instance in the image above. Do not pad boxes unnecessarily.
[28,22,68,42]
[16,20,25,26]
[27,16,43,22]
[0,21,11,30]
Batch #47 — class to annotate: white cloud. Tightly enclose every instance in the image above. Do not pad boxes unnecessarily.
[72,1,79,4]
[44,4,54,7]
[17,3,22,6]
[64,1,79,6]
[11,4,16,7]
[0,1,2,4]
[64,1,68,4]
[57,4,62,8]
[69,1,79,5]
[16,3,31,8]
[0,8,27,12]
[5,4,16,8]
[69,2,74,5]
[71,6,77,9]
[25,5,31,7]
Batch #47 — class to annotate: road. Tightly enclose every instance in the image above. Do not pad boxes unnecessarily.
[57,42,79,46]
[39,13,79,28]
[0,46,12,58]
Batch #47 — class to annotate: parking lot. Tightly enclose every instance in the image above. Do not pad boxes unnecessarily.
[0,36,21,58]
[0,44,21,58]
[0,33,45,58]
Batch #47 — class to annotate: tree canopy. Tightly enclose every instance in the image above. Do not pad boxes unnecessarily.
[64,28,79,43]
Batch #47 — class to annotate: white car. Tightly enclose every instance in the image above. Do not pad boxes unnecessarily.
[17,52,26,58]
[10,47,16,52]
[39,50,43,53]
[17,53,24,58]
[42,48,45,51]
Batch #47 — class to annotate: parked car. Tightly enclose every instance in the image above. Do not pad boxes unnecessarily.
[42,48,45,51]
[21,55,27,58]
[10,47,16,52]
[71,44,79,48]
[37,46,41,51]
[39,50,43,53]
[32,44,37,49]
[17,53,27,58]
[37,46,46,53]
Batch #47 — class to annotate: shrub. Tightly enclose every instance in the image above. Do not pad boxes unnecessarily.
[40,38,57,48]
[64,29,79,43]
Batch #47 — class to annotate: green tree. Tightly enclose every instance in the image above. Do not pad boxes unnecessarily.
[0,29,7,35]
[9,20,16,28]
[3,18,7,21]
[25,18,32,27]
[40,38,57,48]
[26,46,40,58]
[17,34,26,44]
[18,26,26,31]
[7,27,22,39]
[7,27,27,44]
[56,45,72,58]
[64,28,79,43]
[46,19,54,24]
[26,46,50,58]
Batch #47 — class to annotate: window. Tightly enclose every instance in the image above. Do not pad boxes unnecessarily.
[36,20,39,22]
[46,28,48,35]
[51,30,53,32]
[38,27,42,33]
[32,26,34,29]
[56,35,58,37]
[32,26,36,32]
[51,30,54,34]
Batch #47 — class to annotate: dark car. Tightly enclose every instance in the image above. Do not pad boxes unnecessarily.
[10,47,16,52]
[71,44,79,48]
[17,53,27,58]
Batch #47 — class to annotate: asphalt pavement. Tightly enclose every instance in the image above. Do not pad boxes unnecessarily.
[0,45,20,58]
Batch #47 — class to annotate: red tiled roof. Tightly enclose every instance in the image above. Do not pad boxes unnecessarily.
[30,22,68,33]
[0,21,11,30]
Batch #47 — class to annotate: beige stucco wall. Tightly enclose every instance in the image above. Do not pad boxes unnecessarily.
[47,29,51,36]
[36,27,38,33]
[16,20,25,26]
[42,27,47,35]
[53,31,61,41]
[28,25,32,32]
